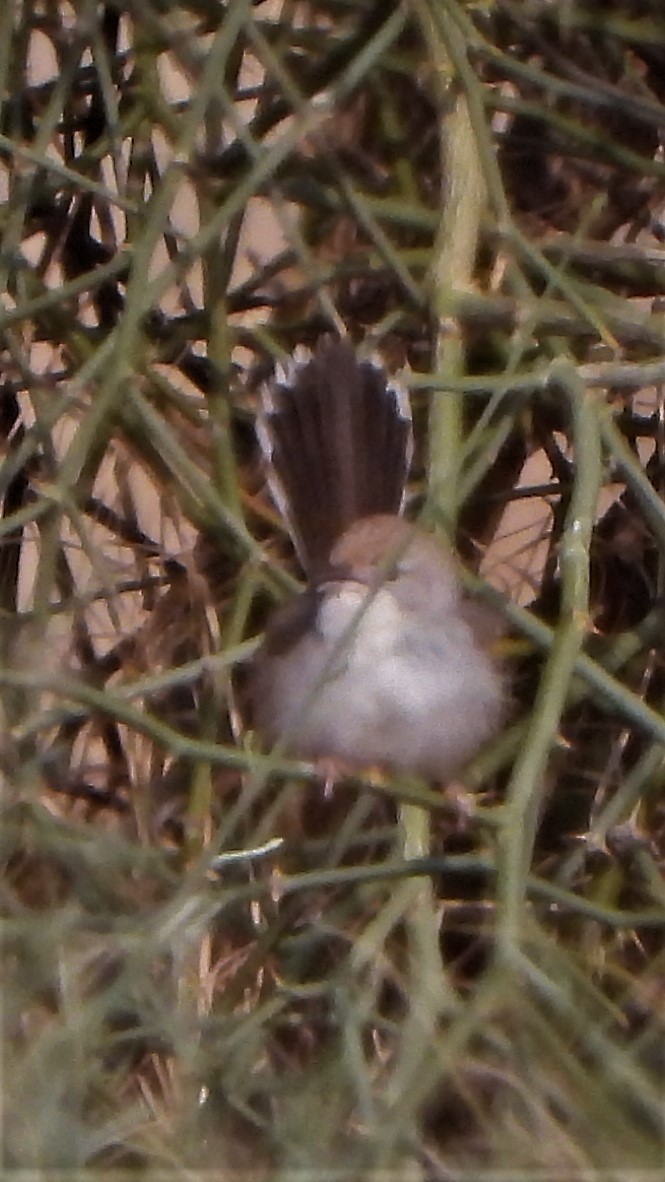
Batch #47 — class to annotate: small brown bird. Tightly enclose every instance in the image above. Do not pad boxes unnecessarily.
[251,339,504,781]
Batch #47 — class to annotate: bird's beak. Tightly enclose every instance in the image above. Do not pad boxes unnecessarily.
[319,560,391,591]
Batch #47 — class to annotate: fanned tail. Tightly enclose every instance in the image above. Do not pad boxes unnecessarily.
[258,339,413,579]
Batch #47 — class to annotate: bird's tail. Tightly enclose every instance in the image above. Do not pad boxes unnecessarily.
[258,338,413,580]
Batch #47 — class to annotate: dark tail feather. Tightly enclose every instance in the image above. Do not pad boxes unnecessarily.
[258,339,413,579]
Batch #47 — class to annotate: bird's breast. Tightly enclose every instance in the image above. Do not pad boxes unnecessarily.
[254,578,504,780]
[316,582,404,664]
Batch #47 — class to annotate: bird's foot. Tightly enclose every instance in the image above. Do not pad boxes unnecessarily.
[312,756,354,798]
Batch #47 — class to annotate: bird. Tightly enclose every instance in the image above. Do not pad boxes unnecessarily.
[250,338,505,782]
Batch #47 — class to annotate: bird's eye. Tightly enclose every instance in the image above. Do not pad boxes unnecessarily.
[383,560,402,583]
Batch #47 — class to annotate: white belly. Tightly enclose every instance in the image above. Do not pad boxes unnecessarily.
[261,583,503,781]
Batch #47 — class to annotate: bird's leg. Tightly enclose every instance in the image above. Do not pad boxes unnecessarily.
[313,756,353,798]
[313,757,390,798]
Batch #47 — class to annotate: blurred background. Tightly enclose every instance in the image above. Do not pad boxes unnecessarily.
[2,0,665,1174]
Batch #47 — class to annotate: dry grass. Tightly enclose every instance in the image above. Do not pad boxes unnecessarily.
[2,0,665,1175]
